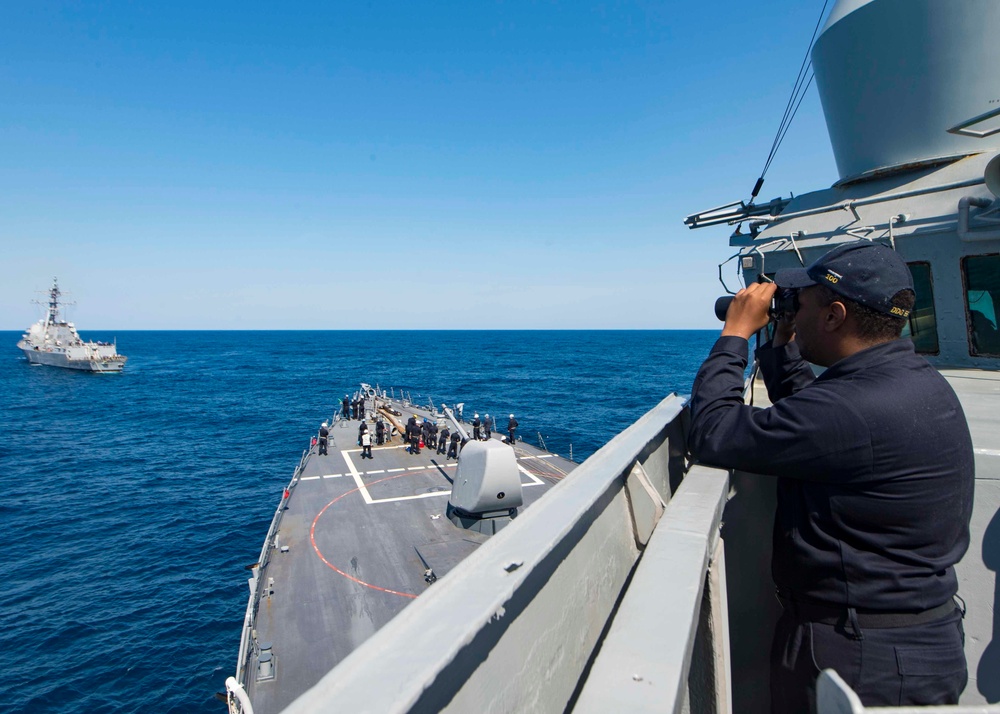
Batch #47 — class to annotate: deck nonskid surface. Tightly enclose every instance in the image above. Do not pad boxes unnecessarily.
[245,406,575,714]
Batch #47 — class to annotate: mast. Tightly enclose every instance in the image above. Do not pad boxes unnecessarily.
[36,277,62,331]
[46,278,61,326]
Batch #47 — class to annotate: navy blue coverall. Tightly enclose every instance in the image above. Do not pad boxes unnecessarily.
[688,335,974,711]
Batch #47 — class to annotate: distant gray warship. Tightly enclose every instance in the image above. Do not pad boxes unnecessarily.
[229,1,1000,712]
[17,278,127,373]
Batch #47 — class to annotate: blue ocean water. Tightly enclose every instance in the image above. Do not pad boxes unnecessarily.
[0,330,717,713]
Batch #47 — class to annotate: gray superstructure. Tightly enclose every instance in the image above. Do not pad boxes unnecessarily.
[17,278,126,373]
[229,1,1000,712]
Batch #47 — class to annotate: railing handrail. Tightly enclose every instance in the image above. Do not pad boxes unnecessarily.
[232,446,310,705]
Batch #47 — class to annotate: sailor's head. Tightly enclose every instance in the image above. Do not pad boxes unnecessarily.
[775,240,916,365]
[321,422,328,428]
[474,413,479,418]
[775,241,913,316]
[509,414,514,418]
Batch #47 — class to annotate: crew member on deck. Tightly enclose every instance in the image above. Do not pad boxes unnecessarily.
[342,395,350,420]
[688,241,974,712]
[472,414,481,440]
[407,415,421,454]
[318,422,329,456]
[507,414,518,446]
[447,431,460,459]
[484,414,493,440]
[360,429,373,459]
[375,418,385,446]
[404,414,416,453]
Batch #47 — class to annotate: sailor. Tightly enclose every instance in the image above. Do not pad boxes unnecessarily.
[447,431,461,460]
[351,398,359,420]
[687,241,973,711]
[318,422,329,456]
[484,413,493,440]
[438,426,450,455]
[421,420,431,449]
[472,414,481,440]
[358,398,366,421]
[410,425,422,455]
[360,428,373,459]
[507,414,518,446]
[375,418,385,446]
[357,421,368,446]
[404,414,416,452]
[342,395,350,420]
[407,415,421,454]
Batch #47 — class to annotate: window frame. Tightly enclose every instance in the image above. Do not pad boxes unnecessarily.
[904,261,939,355]
[961,252,1000,358]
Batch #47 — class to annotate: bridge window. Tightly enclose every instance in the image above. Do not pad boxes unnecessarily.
[902,262,939,354]
[963,254,1000,356]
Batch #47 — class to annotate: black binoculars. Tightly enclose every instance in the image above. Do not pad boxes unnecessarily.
[714,287,799,322]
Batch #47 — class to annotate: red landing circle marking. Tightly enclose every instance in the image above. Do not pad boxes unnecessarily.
[310,473,419,599]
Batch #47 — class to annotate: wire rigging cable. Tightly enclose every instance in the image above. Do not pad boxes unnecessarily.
[748,0,830,204]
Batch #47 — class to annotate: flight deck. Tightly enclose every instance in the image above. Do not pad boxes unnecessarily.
[237,396,576,714]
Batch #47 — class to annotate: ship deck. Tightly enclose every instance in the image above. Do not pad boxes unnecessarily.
[242,400,576,714]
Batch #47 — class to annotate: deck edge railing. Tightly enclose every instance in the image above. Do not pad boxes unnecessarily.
[230,445,311,713]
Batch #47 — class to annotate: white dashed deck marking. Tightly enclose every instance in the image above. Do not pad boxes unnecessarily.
[320,443,559,506]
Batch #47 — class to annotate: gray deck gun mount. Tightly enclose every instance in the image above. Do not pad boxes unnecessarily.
[442,404,523,535]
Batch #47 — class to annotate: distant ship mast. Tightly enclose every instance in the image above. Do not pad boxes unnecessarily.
[31,278,74,331]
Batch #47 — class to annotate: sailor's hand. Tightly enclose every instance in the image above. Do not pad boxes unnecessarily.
[721,282,777,340]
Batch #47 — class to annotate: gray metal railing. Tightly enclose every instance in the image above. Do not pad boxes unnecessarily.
[230,447,311,713]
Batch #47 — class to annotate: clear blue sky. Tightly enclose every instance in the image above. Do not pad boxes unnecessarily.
[0,1,839,329]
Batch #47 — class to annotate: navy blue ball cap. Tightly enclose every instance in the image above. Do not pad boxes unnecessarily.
[774,241,914,317]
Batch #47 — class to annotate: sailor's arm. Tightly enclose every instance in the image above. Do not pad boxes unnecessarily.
[687,340,867,479]
[688,283,775,466]
[687,282,868,479]
[755,319,815,402]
